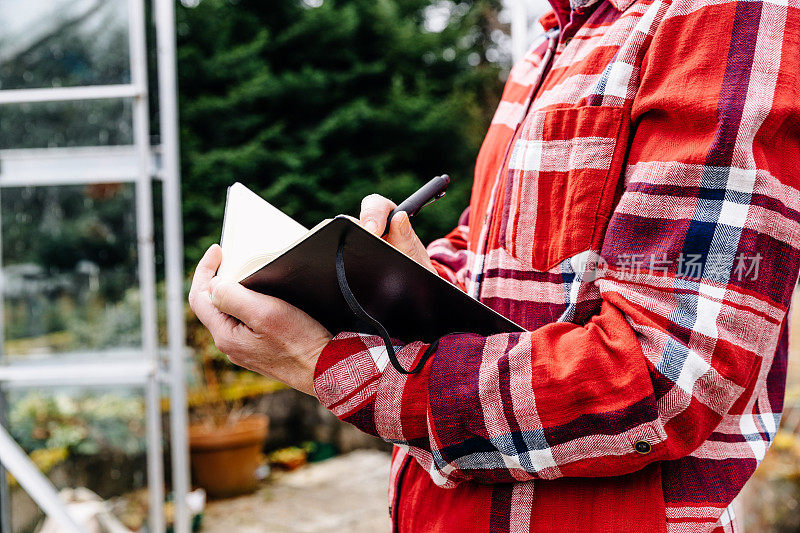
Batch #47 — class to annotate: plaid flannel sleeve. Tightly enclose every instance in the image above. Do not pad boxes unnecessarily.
[313,2,800,486]
[427,223,471,292]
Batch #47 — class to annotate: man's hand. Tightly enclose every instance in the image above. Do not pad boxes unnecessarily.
[359,194,435,272]
[188,245,332,396]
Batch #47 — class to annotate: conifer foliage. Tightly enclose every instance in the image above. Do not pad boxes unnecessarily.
[177,0,504,263]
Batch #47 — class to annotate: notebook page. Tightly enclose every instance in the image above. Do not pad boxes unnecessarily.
[218,182,308,279]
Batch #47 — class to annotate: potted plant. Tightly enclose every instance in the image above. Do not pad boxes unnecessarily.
[186,308,270,499]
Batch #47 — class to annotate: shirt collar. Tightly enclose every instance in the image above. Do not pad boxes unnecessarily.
[606,0,637,11]
[546,0,636,20]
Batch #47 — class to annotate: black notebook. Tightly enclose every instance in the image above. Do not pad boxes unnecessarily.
[218,183,524,346]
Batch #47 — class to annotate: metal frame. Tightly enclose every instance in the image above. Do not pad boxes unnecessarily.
[0,426,82,533]
[155,0,192,529]
[128,0,166,529]
[0,0,190,531]
[0,85,141,105]
[0,146,162,186]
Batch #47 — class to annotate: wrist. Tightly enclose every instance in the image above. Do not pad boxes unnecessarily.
[293,333,332,396]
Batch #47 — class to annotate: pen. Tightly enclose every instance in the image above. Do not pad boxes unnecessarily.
[382,174,451,237]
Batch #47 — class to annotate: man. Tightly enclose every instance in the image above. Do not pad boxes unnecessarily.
[189,0,800,529]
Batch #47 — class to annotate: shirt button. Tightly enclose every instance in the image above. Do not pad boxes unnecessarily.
[634,440,652,454]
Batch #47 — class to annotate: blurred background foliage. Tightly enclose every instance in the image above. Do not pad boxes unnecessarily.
[8,391,146,457]
[1,185,143,352]
[177,0,506,264]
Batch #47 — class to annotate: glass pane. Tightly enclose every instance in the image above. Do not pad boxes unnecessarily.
[6,387,149,532]
[0,99,133,149]
[0,0,130,90]
[1,184,141,359]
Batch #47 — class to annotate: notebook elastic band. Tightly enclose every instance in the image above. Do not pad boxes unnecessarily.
[335,237,438,375]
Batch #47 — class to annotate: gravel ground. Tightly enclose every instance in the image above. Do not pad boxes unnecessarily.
[201,450,392,533]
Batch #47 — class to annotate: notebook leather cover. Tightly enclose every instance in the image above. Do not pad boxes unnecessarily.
[241,216,524,343]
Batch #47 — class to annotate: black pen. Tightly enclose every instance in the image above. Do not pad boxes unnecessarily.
[382,174,451,237]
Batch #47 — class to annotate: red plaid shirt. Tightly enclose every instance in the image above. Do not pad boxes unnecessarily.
[313,0,800,529]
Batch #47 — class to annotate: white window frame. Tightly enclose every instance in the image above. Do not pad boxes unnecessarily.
[0,0,190,531]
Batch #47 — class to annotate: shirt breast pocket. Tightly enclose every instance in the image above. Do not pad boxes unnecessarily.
[497,104,627,272]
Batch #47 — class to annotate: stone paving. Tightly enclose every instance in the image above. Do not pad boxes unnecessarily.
[201,450,392,533]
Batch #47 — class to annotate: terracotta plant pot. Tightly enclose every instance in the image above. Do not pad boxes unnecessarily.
[189,414,269,499]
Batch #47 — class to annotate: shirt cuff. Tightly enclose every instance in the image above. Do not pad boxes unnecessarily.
[313,332,387,421]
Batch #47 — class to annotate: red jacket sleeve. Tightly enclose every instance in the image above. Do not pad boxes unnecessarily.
[427,210,471,292]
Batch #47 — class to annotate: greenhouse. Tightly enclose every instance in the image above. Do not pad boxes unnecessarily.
[0,0,189,531]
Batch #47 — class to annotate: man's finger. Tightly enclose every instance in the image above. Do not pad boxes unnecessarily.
[385,211,435,272]
[190,245,222,295]
[209,277,276,328]
[360,194,396,236]
[189,244,223,320]
[190,283,239,339]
